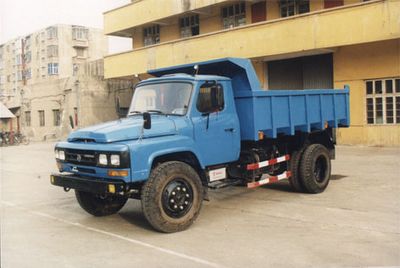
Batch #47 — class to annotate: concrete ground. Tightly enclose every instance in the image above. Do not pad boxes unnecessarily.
[0,143,399,268]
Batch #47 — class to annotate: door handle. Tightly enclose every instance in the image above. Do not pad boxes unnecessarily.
[224,128,235,132]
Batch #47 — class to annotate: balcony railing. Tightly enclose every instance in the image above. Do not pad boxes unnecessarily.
[104,0,231,36]
[104,0,399,79]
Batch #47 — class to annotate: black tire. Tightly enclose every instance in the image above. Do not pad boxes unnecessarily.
[299,144,331,194]
[141,161,203,233]
[75,190,128,216]
[288,149,306,192]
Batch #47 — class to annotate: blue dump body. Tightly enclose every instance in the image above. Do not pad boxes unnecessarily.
[149,58,350,141]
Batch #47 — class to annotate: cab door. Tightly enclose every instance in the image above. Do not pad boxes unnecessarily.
[191,81,240,166]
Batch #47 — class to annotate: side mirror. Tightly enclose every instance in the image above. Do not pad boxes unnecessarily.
[143,112,151,129]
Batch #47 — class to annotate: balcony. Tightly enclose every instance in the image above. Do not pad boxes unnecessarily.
[104,0,231,36]
[72,39,89,48]
[104,0,400,79]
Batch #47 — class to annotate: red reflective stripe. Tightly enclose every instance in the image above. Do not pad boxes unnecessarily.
[246,154,291,170]
[269,177,278,183]
[246,163,259,170]
[247,171,292,189]
[268,158,278,165]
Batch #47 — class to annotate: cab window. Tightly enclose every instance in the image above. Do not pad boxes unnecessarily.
[196,83,224,114]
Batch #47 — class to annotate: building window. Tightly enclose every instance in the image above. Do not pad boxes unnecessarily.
[180,15,200,38]
[24,69,32,80]
[47,45,58,57]
[75,47,85,57]
[24,35,31,48]
[143,25,160,46]
[72,26,89,40]
[46,27,58,39]
[366,78,400,125]
[24,51,32,63]
[280,0,310,17]
[222,2,246,29]
[53,109,61,126]
[38,110,45,127]
[15,54,22,65]
[48,63,59,75]
[25,111,31,127]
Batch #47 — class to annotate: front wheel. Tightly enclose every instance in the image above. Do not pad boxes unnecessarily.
[141,161,203,233]
[300,144,331,194]
[75,190,128,216]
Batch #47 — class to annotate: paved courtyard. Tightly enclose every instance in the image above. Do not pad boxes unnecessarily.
[1,143,399,267]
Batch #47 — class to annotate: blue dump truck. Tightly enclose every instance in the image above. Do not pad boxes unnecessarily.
[51,58,350,232]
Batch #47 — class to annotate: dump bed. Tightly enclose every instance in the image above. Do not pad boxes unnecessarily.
[149,58,350,141]
[234,88,349,140]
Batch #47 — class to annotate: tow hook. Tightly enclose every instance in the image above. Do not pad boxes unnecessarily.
[63,187,71,192]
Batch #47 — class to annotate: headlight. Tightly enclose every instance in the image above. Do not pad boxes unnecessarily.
[110,155,120,166]
[59,150,65,160]
[55,150,59,159]
[98,154,108,165]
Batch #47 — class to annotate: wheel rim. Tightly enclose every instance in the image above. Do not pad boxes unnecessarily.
[314,155,328,183]
[162,178,194,218]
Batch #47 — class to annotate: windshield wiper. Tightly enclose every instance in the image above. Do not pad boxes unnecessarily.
[128,111,143,115]
[146,109,166,115]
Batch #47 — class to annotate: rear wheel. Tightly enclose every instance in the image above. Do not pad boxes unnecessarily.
[75,191,128,216]
[299,144,331,193]
[288,149,306,192]
[141,161,203,233]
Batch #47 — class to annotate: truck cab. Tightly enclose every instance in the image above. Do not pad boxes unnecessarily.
[51,58,349,233]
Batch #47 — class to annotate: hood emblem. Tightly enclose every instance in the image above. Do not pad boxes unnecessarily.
[77,154,82,162]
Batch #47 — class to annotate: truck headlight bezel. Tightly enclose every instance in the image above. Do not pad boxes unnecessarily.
[110,154,120,166]
[98,154,108,166]
[59,150,66,161]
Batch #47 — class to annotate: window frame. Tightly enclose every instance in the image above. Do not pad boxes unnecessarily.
[25,111,31,127]
[279,0,310,18]
[143,25,160,46]
[48,63,59,75]
[179,14,200,38]
[222,2,246,29]
[46,27,58,40]
[72,26,89,40]
[38,110,45,127]
[53,109,61,126]
[47,45,58,58]
[365,78,400,125]
[196,82,225,114]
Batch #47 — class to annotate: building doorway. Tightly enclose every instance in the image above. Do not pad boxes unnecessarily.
[267,53,333,90]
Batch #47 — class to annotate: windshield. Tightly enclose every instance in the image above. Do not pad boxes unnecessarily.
[128,82,192,116]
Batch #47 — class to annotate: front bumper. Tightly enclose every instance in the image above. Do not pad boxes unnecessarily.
[50,173,126,195]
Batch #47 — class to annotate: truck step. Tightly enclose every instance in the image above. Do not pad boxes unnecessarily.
[247,171,292,189]
[208,179,243,189]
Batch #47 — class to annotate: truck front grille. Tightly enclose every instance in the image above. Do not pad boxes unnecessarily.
[65,149,97,167]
